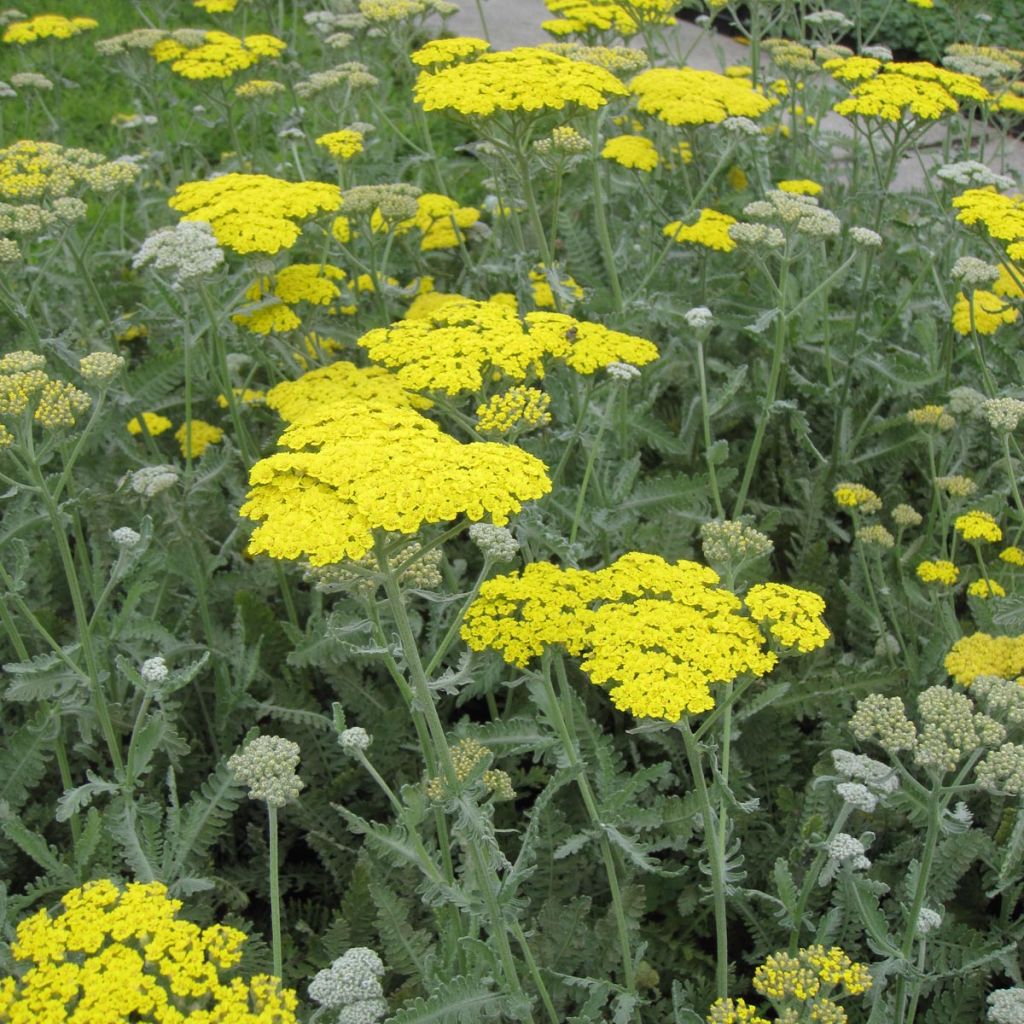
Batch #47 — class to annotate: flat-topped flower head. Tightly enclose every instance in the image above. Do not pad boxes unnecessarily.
[833,481,882,513]
[228,734,304,807]
[953,188,1024,263]
[461,552,828,720]
[955,509,1002,543]
[414,46,629,117]
[601,134,658,170]
[152,29,286,80]
[630,66,776,126]
[0,879,297,1021]
[3,14,97,44]
[0,140,139,202]
[664,209,737,252]
[945,631,1024,685]
[541,0,676,38]
[169,174,341,255]
[830,59,990,121]
[240,362,551,565]
[410,36,489,67]
[356,299,657,394]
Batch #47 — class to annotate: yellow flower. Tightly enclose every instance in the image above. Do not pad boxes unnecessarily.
[2,879,297,1022]
[953,188,1024,263]
[541,0,676,37]
[3,14,97,44]
[946,631,1024,684]
[410,36,490,67]
[0,140,139,202]
[169,174,341,255]
[127,411,172,437]
[833,482,882,513]
[951,289,1020,335]
[156,29,286,80]
[916,560,959,585]
[1000,546,1024,566]
[413,46,629,117]
[663,209,738,253]
[315,129,365,160]
[777,179,822,196]
[601,134,659,171]
[240,362,552,565]
[371,193,480,251]
[461,553,827,720]
[530,265,585,308]
[476,386,552,434]
[968,578,1006,599]
[954,509,1002,543]
[906,404,955,429]
[630,66,775,125]
[175,419,224,457]
[356,298,657,394]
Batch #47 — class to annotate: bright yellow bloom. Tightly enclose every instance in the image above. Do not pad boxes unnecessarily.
[831,61,989,121]
[530,266,585,308]
[631,66,775,125]
[410,36,490,67]
[951,289,1020,335]
[663,209,738,252]
[169,174,341,254]
[356,299,657,394]
[240,362,551,565]
[833,482,882,513]
[413,46,629,117]
[371,193,480,251]
[601,134,659,171]
[777,179,822,196]
[127,411,172,437]
[477,386,552,433]
[235,78,285,98]
[955,509,1002,543]
[461,552,827,720]
[175,419,224,457]
[195,0,240,10]
[217,388,265,407]
[541,0,676,37]
[753,946,872,1003]
[706,997,771,1024]
[1000,546,1024,566]
[946,631,1024,684]
[744,583,830,652]
[315,129,365,160]
[968,578,1006,598]
[953,188,1024,262]
[1,879,297,1023]
[3,14,97,44]
[0,140,139,202]
[154,29,286,80]
[916,560,959,585]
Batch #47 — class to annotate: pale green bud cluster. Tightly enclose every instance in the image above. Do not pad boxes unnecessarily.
[856,524,894,548]
[951,256,1001,288]
[469,523,520,563]
[915,686,1000,772]
[129,464,179,497]
[850,694,917,751]
[970,675,1024,726]
[79,351,126,383]
[981,397,1024,433]
[309,946,386,1024]
[700,518,773,565]
[341,182,420,217]
[228,735,304,808]
[891,503,923,527]
[975,743,1024,796]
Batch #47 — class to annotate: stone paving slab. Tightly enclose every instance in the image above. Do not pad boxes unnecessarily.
[443,0,1024,189]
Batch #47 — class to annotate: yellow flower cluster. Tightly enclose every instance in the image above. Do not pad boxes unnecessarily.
[1001,546,1024,566]
[953,188,1024,262]
[233,263,355,333]
[744,583,830,652]
[410,36,490,67]
[127,411,172,437]
[833,482,882,513]
[461,553,828,720]
[316,129,365,160]
[371,192,480,251]
[830,60,990,121]
[777,179,822,196]
[0,140,140,202]
[3,14,97,44]
[601,134,659,171]
[1,365,91,430]
[951,287,1020,335]
[541,0,676,38]
[195,0,241,11]
[476,386,552,433]
[706,997,770,1024]
[235,79,285,98]
[663,209,738,252]
[946,632,1024,685]
[530,266,585,308]
[968,578,1006,599]
[631,66,776,125]
[916,560,959,585]
[151,30,286,80]
[906,404,955,429]
[355,299,657,394]
[169,174,342,254]
[954,509,1002,543]
[414,47,629,117]
[176,419,224,457]
[0,879,297,1024]
[753,946,872,1006]
[240,361,551,564]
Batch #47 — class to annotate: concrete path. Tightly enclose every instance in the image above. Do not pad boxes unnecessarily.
[444,0,1024,188]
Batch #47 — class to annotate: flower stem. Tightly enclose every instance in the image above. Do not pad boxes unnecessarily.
[268,804,283,980]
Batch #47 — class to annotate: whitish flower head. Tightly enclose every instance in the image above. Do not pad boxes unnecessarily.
[111,526,141,548]
[469,523,520,563]
[10,71,51,90]
[892,503,922,527]
[0,350,45,372]
[861,45,893,61]
[339,727,371,753]
[850,226,882,247]
[970,675,1024,726]
[701,519,773,564]
[684,305,714,329]
[721,116,762,135]
[914,685,984,772]
[988,987,1024,1024]
[129,464,180,497]
[975,743,1024,796]
[835,781,878,812]
[728,221,786,249]
[606,361,641,381]
[948,386,987,416]
[133,220,225,285]
[308,948,385,1008]
[0,236,19,261]
[228,735,304,807]
[819,833,871,882]
[952,256,1001,288]
[831,749,899,792]
[140,656,168,683]
[805,9,855,29]
[79,351,125,382]
[916,907,942,935]
[982,397,1024,433]
[936,161,1013,189]
[337,1000,389,1024]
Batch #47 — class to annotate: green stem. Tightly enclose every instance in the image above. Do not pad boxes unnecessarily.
[588,117,623,313]
[695,337,725,517]
[268,804,283,980]
[679,717,729,1000]
[569,400,611,546]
